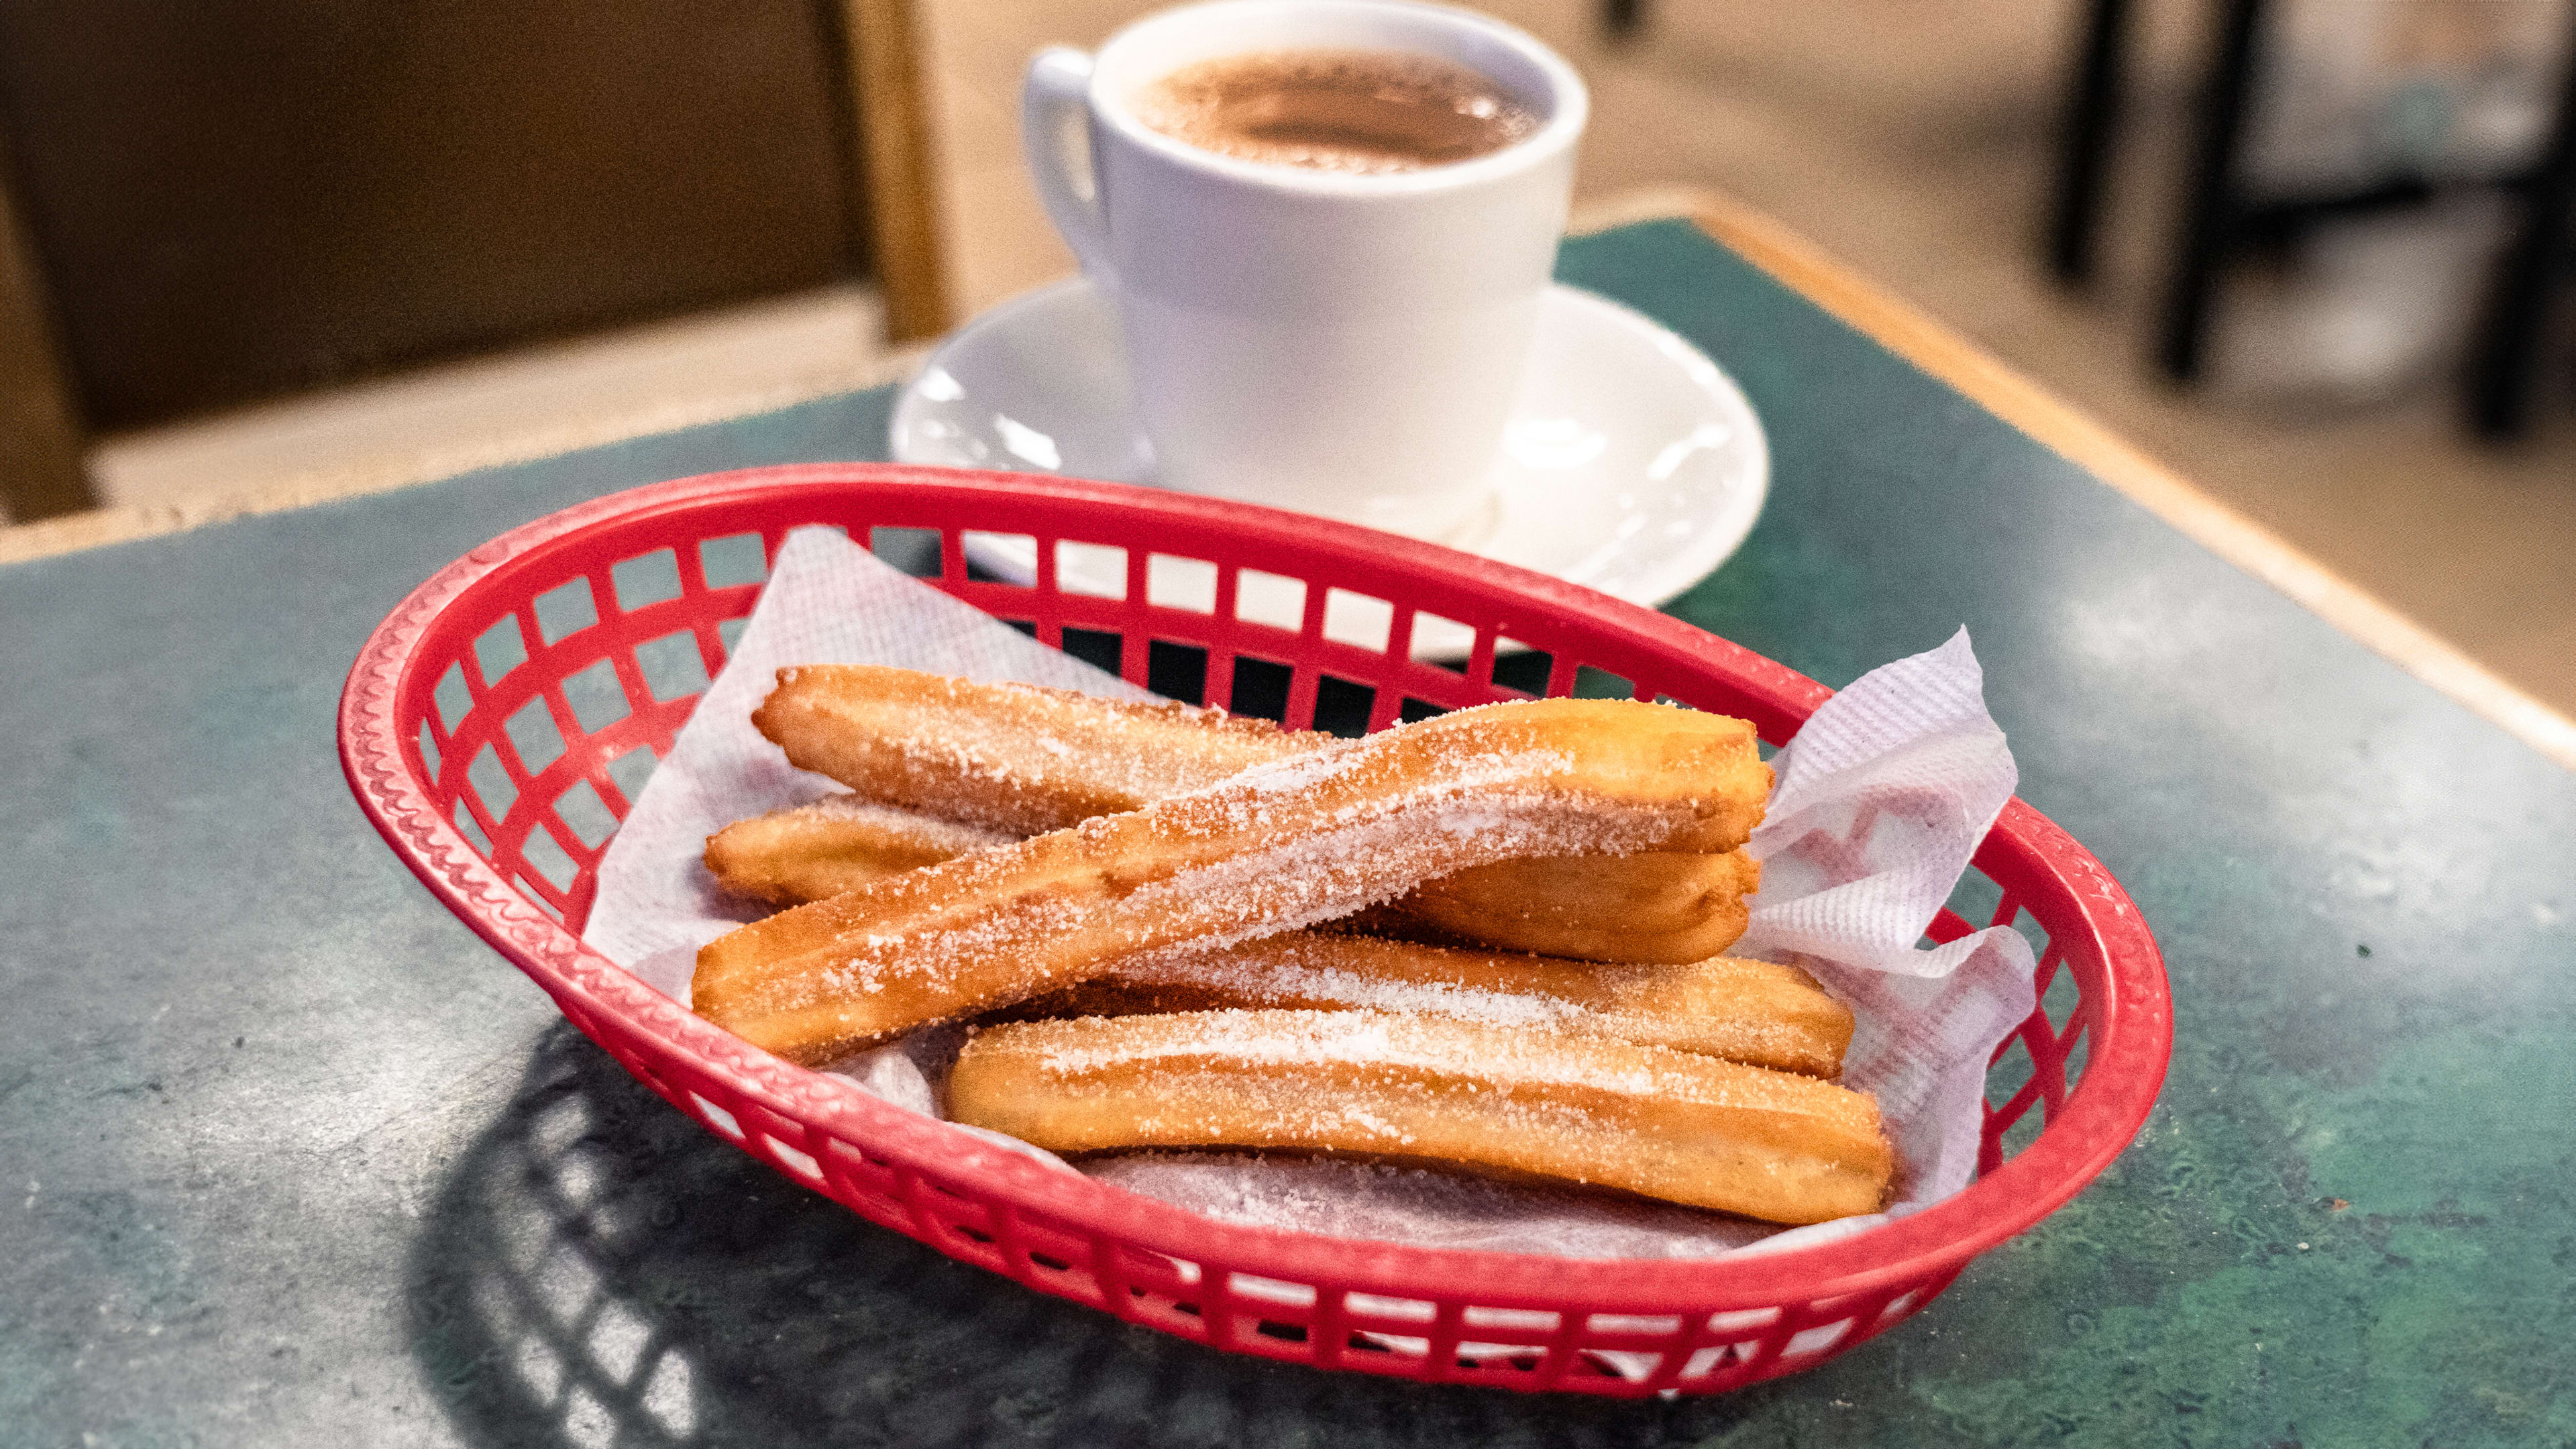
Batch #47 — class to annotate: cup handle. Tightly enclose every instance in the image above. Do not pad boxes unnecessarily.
[1022,47,1114,280]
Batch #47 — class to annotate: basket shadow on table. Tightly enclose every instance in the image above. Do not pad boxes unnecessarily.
[407,1023,1843,1448]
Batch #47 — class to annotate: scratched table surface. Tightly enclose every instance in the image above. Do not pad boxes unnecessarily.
[5,218,2573,1449]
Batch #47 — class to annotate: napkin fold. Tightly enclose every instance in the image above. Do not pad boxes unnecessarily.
[586,526,2035,1260]
[1741,629,2023,979]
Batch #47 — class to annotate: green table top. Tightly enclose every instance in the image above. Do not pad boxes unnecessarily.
[5,218,2573,1448]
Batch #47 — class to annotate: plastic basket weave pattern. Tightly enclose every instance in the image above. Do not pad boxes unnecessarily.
[340,463,2171,1397]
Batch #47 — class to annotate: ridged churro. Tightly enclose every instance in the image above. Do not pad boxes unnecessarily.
[751,666,1317,835]
[947,1009,1892,1224]
[703,795,1011,906]
[704,788,1760,967]
[749,665,1759,963]
[693,698,1770,1065]
[1016,932,1854,1077]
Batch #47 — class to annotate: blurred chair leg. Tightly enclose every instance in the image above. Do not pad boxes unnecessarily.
[2157,0,2266,382]
[837,0,955,344]
[2469,17,2576,441]
[2048,0,2132,285]
[0,164,87,521]
[1603,0,1646,42]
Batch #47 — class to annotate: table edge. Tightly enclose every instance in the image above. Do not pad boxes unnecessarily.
[0,344,934,568]
[1568,186,2576,775]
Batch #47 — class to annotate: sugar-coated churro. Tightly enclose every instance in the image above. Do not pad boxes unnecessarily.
[692,698,1770,1065]
[1016,932,1853,1077]
[947,1009,1892,1224]
[752,665,1318,835]
[702,784,1758,965]
[749,665,1761,962]
[703,795,1011,906]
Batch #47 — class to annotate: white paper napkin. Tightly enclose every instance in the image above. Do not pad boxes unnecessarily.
[586,527,2036,1260]
[584,527,1157,993]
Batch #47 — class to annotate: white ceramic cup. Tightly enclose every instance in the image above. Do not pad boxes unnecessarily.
[1022,0,1587,541]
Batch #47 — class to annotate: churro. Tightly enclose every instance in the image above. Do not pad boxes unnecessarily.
[749,665,1759,963]
[693,698,1770,1064]
[703,795,1010,906]
[702,786,1759,967]
[752,665,1317,835]
[947,1009,1892,1224]
[1018,933,1853,1077]
[1379,848,1763,965]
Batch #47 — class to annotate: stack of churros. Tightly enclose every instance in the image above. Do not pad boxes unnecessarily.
[690,665,1893,1226]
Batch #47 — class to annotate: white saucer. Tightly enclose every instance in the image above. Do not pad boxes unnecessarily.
[890,278,1767,658]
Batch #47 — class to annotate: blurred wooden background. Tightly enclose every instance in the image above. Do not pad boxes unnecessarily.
[0,0,947,518]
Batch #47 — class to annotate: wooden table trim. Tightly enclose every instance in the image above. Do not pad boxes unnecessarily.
[1572,186,2576,774]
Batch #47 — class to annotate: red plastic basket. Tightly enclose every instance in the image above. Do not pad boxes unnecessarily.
[340,462,2169,1397]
